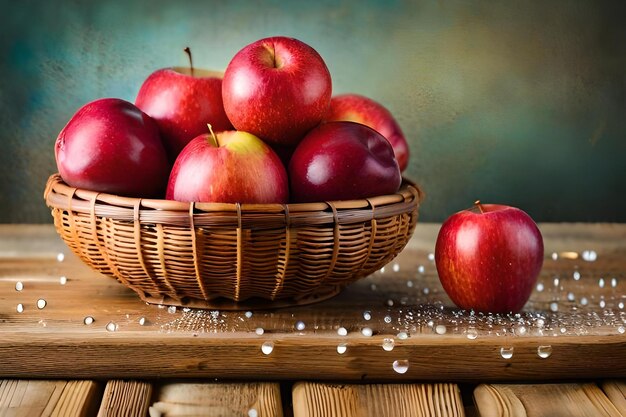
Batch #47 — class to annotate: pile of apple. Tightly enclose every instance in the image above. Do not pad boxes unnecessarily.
[54,36,410,204]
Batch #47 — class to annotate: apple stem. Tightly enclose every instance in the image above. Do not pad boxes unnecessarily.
[207,123,218,147]
[184,46,194,77]
[474,200,484,214]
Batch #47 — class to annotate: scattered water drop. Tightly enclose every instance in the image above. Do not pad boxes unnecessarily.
[435,325,447,335]
[560,327,567,334]
[537,345,553,359]
[337,343,348,354]
[59,276,67,285]
[428,253,435,262]
[423,287,430,295]
[370,283,377,291]
[15,282,23,291]
[83,316,94,325]
[582,250,597,262]
[551,252,558,260]
[361,327,373,337]
[598,278,605,288]
[382,338,395,351]
[295,321,306,331]
[516,326,527,336]
[16,303,24,313]
[466,329,478,340]
[245,311,253,318]
[386,299,394,307]
[500,347,514,359]
[567,292,575,302]
[417,265,425,274]
[384,315,392,323]
[406,280,414,288]
[106,321,118,332]
[553,277,560,287]
[167,306,177,314]
[580,297,588,306]
[261,341,274,355]
[550,302,559,312]
[392,263,400,272]
[573,271,581,281]
[611,277,618,288]
[397,331,409,340]
[255,327,264,335]
[337,327,348,336]
[427,320,434,327]
[138,317,147,326]
[392,359,409,374]
[37,299,47,309]
[56,253,65,262]
[619,302,625,310]
[380,267,386,274]
[536,282,544,292]
[618,326,625,334]
[248,408,258,417]
[600,300,606,308]
[363,311,372,321]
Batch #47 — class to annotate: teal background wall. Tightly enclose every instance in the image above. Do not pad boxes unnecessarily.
[1,0,624,223]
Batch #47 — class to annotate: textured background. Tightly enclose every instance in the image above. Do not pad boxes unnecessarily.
[1,0,624,223]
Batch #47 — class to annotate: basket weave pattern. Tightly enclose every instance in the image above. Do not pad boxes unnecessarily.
[44,174,421,308]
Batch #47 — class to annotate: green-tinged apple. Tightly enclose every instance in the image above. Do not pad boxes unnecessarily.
[435,201,544,313]
[324,94,410,171]
[166,126,288,203]
[222,36,332,146]
[136,48,233,159]
[55,98,169,197]
[288,121,401,202]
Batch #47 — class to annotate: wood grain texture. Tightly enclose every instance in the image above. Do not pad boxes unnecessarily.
[148,382,283,417]
[97,380,152,417]
[473,383,625,417]
[602,381,626,414]
[0,379,101,417]
[0,224,625,381]
[292,382,464,417]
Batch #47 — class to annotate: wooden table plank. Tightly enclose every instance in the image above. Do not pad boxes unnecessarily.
[0,224,625,381]
[97,380,152,417]
[601,381,626,415]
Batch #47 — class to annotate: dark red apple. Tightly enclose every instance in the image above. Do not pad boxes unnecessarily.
[136,53,233,159]
[55,98,169,197]
[166,127,288,203]
[222,36,332,146]
[324,93,410,171]
[288,121,401,202]
[435,202,544,313]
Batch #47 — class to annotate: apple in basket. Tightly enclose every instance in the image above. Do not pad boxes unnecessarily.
[166,125,289,203]
[324,93,410,172]
[288,121,402,202]
[136,47,233,160]
[54,98,170,197]
[435,202,544,313]
[222,36,332,146]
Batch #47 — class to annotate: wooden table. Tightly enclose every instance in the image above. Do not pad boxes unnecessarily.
[1,223,625,416]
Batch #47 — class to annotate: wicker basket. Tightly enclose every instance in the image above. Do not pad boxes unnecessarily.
[44,173,422,309]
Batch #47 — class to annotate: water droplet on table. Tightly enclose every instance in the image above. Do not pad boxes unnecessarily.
[83,316,94,325]
[580,297,588,306]
[567,292,575,302]
[598,278,605,288]
[255,327,264,335]
[106,322,118,332]
[500,347,514,359]
[16,304,24,313]
[428,253,435,261]
[245,311,253,318]
[337,343,347,354]
[361,327,373,337]
[618,326,625,334]
[423,287,430,295]
[582,250,597,262]
[551,252,559,260]
[435,325,447,335]
[397,331,409,340]
[406,280,414,288]
[248,408,258,417]
[466,329,478,340]
[59,276,67,285]
[382,338,395,351]
[15,282,23,291]
[573,271,581,281]
[295,321,306,331]
[537,345,553,359]
[261,341,274,355]
[167,306,177,314]
[386,299,394,307]
[138,317,147,326]
[417,265,425,274]
[550,302,559,312]
[37,299,47,309]
[384,315,392,323]
[392,263,400,272]
[337,327,347,336]
[56,253,65,262]
[536,282,544,292]
[392,360,409,374]
[611,277,618,287]
[363,311,372,321]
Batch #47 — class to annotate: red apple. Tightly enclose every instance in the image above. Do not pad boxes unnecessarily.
[435,202,544,313]
[136,59,233,159]
[166,127,288,203]
[288,121,401,203]
[222,36,332,146]
[324,94,410,171]
[55,98,169,197]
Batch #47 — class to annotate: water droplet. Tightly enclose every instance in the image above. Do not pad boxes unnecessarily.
[337,343,347,354]
[516,326,527,336]
[536,282,544,292]
[248,408,258,417]
[537,345,553,359]
[619,302,625,310]
[611,277,618,288]
[536,318,545,328]
[106,321,118,332]
[435,324,447,335]
[582,250,597,262]
[406,280,414,288]
[56,253,65,262]
[370,283,377,291]
[392,263,400,272]
[573,271,581,281]
[183,307,191,312]
[550,302,559,312]
[380,266,386,274]
[384,315,392,323]
[427,320,434,327]
[138,317,147,326]
[167,306,177,314]
[500,347,514,359]
[361,327,373,337]
[560,327,567,334]
[38,319,47,327]
[37,299,47,309]
[363,311,372,321]
[337,327,348,336]
[245,311,253,318]
[83,316,94,325]
[16,303,24,313]
[618,326,625,334]
[598,278,605,288]
[551,252,558,260]
[600,300,606,308]
[567,292,575,302]
[553,277,560,286]
[423,287,430,295]
[261,341,274,355]
[428,253,435,261]
[386,299,394,307]
[382,338,395,351]
[392,359,409,374]
[15,282,23,291]
[255,327,264,335]
[397,331,409,340]
[417,265,425,274]
[295,321,306,331]
[466,329,478,340]
[580,297,588,306]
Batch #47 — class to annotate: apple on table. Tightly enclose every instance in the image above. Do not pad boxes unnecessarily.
[222,36,332,146]
[435,201,544,313]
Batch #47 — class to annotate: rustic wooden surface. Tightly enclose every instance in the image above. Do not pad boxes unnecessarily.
[97,380,152,417]
[0,224,625,382]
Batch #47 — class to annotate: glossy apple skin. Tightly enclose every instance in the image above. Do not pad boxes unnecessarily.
[435,204,544,313]
[324,94,410,172]
[55,98,170,197]
[166,131,288,203]
[288,121,401,203]
[136,67,233,159]
[222,36,332,146]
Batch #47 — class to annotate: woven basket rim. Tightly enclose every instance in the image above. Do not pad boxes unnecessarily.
[44,173,423,218]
